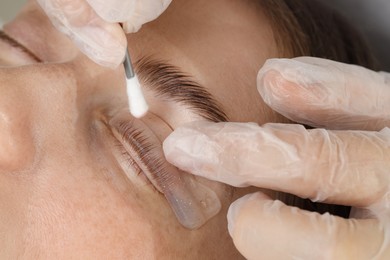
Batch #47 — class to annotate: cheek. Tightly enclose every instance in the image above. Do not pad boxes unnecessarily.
[19,159,177,257]
[0,65,78,173]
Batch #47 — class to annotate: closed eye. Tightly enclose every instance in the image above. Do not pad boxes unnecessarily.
[0,30,42,62]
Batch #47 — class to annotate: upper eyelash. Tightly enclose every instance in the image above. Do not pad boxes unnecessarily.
[113,139,143,176]
[0,30,42,62]
[115,120,168,191]
[119,121,154,157]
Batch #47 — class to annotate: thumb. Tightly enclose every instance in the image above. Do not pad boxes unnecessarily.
[257,57,390,131]
[37,0,127,68]
[227,192,387,260]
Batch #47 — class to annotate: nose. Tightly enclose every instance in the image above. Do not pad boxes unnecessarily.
[0,64,80,172]
[0,110,35,172]
[0,68,36,172]
[0,59,125,172]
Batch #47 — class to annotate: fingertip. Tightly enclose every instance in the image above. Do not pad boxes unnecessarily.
[75,26,127,68]
[84,49,126,69]
[227,192,274,259]
[257,69,289,100]
[257,66,308,116]
[123,21,142,34]
[257,59,295,101]
[162,125,214,175]
[227,197,244,237]
[162,0,173,8]
[162,130,179,159]
[227,192,271,237]
[257,59,333,124]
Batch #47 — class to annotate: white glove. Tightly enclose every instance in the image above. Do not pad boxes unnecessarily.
[163,57,390,259]
[36,0,171,67]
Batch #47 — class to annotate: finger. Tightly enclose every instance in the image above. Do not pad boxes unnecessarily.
[36,0,127,68]
[163,121,390,207]
[122,0,172,33]
[85,0,138,22]
[85,0,172,33]
[257,57,390,131]
[228,192,389,260]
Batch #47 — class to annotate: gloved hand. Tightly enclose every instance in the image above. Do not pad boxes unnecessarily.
[36,0,171,68]
[163,57,390,259]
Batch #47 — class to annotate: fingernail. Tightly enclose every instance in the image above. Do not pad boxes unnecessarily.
[258,58,312,83]
[260,58,342,86]
[123,21,142,34]
[227,199,243,236]
[227,194,253,236]
[162,123,219,176]
[163,0,173,8]
[257,58,330,103]
[257,59,299,104]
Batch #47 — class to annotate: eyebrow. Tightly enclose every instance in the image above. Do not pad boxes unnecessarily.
[0,30,42,62]
[0,32,227,122]
[135,57,228,122]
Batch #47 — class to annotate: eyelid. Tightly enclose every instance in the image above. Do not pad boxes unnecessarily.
[109,111,222,229]
[110,115,168,193]
[0,30,42,63]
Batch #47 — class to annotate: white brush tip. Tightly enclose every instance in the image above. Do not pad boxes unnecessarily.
[126,76,149,118]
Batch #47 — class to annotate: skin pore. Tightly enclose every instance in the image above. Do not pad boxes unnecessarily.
[0,0,289,258]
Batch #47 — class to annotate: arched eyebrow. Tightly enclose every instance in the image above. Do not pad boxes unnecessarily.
[135,57,229,123]
[0,30,42,62]
[0,33,228,122]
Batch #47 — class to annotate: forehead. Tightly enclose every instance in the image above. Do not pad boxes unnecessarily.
[127,0,280,123]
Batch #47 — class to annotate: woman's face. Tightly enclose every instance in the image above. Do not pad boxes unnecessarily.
[0,0,286,258]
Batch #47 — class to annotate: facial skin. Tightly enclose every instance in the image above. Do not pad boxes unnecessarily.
[0,0,288,258]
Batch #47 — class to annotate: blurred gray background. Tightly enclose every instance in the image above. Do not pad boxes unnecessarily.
[0,0,26,24]
[0,0,389,70]
[318,0,390,70]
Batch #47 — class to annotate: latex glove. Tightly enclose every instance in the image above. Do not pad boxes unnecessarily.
[163,57,390,259]
[36,0,171,68]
